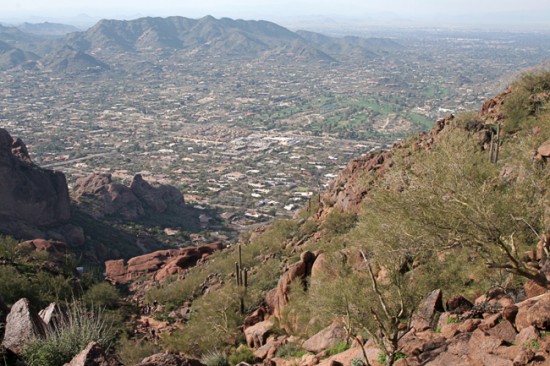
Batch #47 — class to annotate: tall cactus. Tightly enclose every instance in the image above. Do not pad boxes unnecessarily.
[235,243,248,314]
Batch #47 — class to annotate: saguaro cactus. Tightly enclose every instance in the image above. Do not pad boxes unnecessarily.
[235,244,248,314]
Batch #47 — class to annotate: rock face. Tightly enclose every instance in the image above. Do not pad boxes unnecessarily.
[74,173,144,220]
[320,115,452,217]
[1,298,46,355]
[266,251,317,320]
[74,173,184,220]
[0,128,70,236]
[105,242,224,284]
[64,341,122,366]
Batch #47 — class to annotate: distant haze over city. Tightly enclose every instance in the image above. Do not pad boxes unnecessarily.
[2,0,550,31]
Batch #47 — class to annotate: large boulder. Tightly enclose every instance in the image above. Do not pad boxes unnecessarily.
[0,128,70,235]
[302,321,347,353]
[515,292,550,331]
[411,289,444,332]
[64,341,122,366]
[1,298,46,355]
[245,319,274,349]
[537,139,550,159]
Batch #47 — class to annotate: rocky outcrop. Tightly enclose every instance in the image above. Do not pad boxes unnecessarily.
[1,298,46,355]
[320,115,453,217]
[105,242,224,284]
[17,238,68,257]
[0,128,70,236]
[479,87,510,123]
[135,353,203,366]
[64,341,122,366]
[245,319,274,349]
[74,173,184,220]
[74,173,144,220]
[266,251,317,320]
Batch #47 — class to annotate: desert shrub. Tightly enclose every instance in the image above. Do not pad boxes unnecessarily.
[275,343,307,358]
[453,111,480,129]
[201,350,229,366]
[228,345,255,366]
[0,266,36,305]
[83,282,121,309]
[504,70,550,131]
[327,341,350,356]
[0,235,19,261]
[117,335,160,366]
[322,209,357,235]
[23,301,115,366]
[161,285,243,357]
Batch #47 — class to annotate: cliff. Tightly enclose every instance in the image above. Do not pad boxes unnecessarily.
[0,128,70,237]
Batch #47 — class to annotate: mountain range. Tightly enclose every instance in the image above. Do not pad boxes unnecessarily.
[0,15,402,72]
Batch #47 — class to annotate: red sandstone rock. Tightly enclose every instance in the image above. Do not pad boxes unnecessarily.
[515,293,550,331]
[411,289,444,332]
[302,321,347,353]
[105,243,224,284]
[245,319,274,348]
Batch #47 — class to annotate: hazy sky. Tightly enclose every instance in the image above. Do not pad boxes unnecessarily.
[3,0,550,29]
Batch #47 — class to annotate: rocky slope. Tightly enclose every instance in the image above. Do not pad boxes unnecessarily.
[119,70,550,366]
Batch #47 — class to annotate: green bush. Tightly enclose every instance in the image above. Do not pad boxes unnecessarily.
[377,351,406,365]
[322,210,357,235]
[228,345,255,366]
[275,343,307,358]
[23,301,115,366]
[327,341,350,356]
[83,282,121,309]
[116,335,160,366]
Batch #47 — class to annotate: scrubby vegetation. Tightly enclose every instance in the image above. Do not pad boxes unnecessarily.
[4,70,550,365]
[23,301,116,366]
[138,70,550,364]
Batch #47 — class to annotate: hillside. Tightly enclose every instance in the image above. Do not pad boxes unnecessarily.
[2,69,550,365]
[121,70,550,365]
